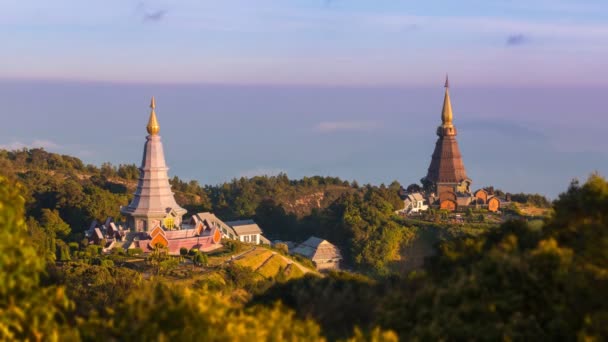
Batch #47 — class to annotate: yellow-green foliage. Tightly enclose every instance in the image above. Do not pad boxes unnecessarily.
[80,282,325,341]
[234,249,274,270]
[0,176,76,341]
[257,255,288,278]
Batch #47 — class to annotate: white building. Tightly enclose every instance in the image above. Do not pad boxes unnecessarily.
[188,213,269,245]
[398,192,429,215]
[225,219,266,245]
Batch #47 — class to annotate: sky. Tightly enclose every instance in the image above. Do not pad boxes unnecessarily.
[0,0,607,198]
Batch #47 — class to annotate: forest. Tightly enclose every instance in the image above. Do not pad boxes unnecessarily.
[2,148,605,341]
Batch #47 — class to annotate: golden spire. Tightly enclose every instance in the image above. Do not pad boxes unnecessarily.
[146,96,160,135]
[441,74,453,127]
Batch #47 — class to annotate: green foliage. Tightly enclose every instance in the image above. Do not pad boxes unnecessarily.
[57,263,143,318]
[179,247,188,256]
[0,176,75,340]
[376,174,608,340]
[79,281,324,341]
[510,192,552,208]
[193,252,208,266]
[41,208,71,238]
[127,247,143,256]
[252,272,380,340]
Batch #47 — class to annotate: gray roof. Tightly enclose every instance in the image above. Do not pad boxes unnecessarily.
[292,236,342,262]
[225,219,262,236]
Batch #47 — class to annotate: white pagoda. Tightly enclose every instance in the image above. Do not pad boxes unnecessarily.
[120,97,187,231]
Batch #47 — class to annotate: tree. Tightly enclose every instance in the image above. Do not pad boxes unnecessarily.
[0,176,75,340]
[41,208,71,238]
[193,252,208,267]
[406,183,422,193]
[79,281,324,341]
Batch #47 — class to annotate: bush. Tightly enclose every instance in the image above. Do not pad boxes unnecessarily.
[101,259,114,267]
[127,248,143,256]
[180,247,188,256]
[274,243,289,254]
[111,247,126,256]
[86,244,101,256]
[194,253,208,266]
[68,242,80,252]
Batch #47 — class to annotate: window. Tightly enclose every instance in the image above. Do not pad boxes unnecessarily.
[244,235,250,243]
[251,235,258,244]
[164,217,174,229]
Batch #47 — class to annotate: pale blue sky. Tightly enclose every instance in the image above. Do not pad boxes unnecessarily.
[0,1,607,198]
[1,0,607,85]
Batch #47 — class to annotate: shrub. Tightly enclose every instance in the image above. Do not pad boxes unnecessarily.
[127,248,143,256]
[111,247,126,256]
[180,247,188,256]
[274,243,289,254]
[68,242,80,252]
[101,259,114,267]
[194,253,208,266]
[86,244,101,256]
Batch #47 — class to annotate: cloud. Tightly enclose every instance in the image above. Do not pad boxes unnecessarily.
[238,167,286,178]
[0,139,61,151]
[315,121,381,133]
[135,2,168,23]
[459,119,545,140]
[506,34,528,46]
[143,9,168,22]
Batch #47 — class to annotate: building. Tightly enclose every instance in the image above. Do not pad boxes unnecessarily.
[127,222,222,255]
[187,213,269,245]
[291,236,342,271]
[224,219,266,244]
[423,77,473,211]
[399,192,429,214]
[86,98,268,254]
[120,97,187,232]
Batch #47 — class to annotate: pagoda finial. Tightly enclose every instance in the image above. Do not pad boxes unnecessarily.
[146,96,160,135]
[441,76,453,126]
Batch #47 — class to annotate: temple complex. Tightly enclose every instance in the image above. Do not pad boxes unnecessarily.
[86,97,267,255]
[120,97,187,232]
[400,77,508,213]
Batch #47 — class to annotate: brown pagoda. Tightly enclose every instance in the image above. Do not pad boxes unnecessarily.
[423,76,471,208]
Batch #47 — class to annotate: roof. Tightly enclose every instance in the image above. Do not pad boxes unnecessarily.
[195,212,237,236]
[408,192,424,202]
[456,195,473,206]
[94,227,103,239]
[225,219,262,236]
[292,236,342,262]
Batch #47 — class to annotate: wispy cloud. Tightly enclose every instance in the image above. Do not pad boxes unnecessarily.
[315,120,381,133]
[506,34,528,46]
[0,139,61,151]
[143,9,168,22]
[136,2,168,23]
